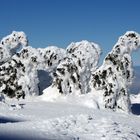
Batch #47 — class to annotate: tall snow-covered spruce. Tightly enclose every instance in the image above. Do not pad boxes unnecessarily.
[90,31,140,112]
[43,40,101,97]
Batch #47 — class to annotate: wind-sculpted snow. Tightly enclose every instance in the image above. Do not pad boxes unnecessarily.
[90,31,140,112]
[46,40,101,95]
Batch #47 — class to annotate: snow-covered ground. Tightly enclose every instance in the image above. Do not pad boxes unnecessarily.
[0,94,140,140]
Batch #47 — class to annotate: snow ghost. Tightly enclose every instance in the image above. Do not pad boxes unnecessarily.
[0,31,66,99]
[90,31,140,112]
[0,31,28,64]
[50,40,101,95]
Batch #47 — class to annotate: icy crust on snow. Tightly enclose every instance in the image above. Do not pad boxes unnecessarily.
[90,31,140,112]
[44,40,101,96]
[0,31,66,99]
[0,31,28,64]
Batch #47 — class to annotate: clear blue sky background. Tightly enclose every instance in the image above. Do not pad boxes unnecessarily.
[0,0,140,65]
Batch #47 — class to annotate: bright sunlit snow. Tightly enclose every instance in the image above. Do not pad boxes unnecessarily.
[0,31,140,140]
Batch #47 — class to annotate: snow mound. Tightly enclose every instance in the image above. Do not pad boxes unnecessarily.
[90,31,140,112]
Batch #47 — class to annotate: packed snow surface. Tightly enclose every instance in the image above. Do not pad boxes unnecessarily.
[0,95,140,140]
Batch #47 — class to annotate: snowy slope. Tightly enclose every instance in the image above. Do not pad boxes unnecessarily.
[0,96,140,140]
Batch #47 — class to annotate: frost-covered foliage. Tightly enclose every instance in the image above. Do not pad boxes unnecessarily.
[49,40,101,95]
[38,46,66,72]
[0,58,26,99]
[0,31,28,64]
[90,31,140,112]
[14,46,66,96]
[1,31,28,49]
[0,31,66,99]
[52,57,80,95]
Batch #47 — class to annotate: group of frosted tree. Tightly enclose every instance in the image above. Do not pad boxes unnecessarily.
[0,31,140,113]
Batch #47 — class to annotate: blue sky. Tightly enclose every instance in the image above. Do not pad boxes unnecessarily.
[0,0,140,65]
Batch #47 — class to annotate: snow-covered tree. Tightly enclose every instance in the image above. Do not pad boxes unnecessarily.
[0,31,28,64]
[0,31,66,99]
[13,46,66,97]
[0,31,28,99]
[50,40,101,95]
[0,57,26,99]
[90,31,140,112]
